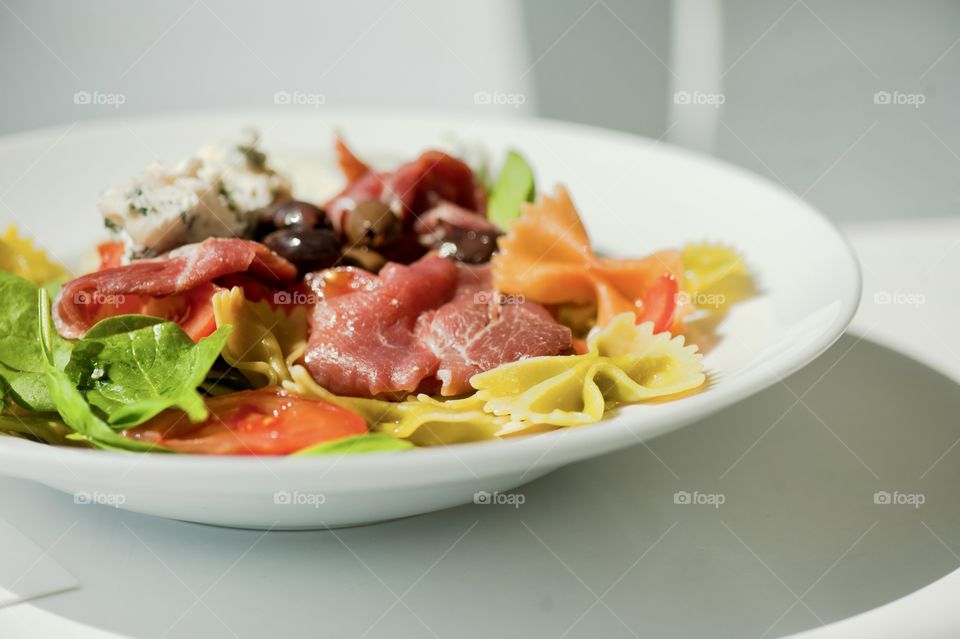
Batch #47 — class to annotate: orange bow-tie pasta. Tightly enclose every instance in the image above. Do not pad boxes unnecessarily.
[492,187,683,332]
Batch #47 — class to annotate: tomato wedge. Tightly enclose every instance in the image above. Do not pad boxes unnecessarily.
[96,241,124,270]
[139,282,220,342]
[304,267,379,301]
[125,388,368,455]
[92,243,217,341]
[636,275,678,334]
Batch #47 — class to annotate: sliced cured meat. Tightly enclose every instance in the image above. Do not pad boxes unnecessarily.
[335,135,372,182]
[415,265,572,396]
[325,141,487,233]
[304,256,459,398]
[413,202,501,238]
[303,257,572,399]
[54,238,296,339]
[391,150,487,218]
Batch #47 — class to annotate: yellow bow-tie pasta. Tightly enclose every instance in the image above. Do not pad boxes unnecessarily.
[470,313,705,426]
[285,365,550,445]
[0,225,68,285]
[681,243,746,299]
[212,287,308,387]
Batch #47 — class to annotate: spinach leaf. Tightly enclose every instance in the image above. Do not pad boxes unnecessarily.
[65,315,231,427]
[292,433,414,456]
[487,150,535,230]
[37,293,161,452]
[0,272,71,411]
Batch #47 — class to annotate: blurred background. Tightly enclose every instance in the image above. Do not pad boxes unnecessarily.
[1,0,957,224]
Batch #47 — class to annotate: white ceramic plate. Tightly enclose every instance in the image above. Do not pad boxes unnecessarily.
[0,109,860,529]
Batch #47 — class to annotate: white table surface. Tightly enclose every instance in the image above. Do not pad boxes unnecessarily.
[1,219,958,639]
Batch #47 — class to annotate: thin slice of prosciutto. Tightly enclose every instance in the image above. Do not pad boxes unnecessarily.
[304,257,572,399]
[305,256,459,398]
[54,238,296,339]
[324,141,488,233]
[415,265,572,396]
[412,201,501,238]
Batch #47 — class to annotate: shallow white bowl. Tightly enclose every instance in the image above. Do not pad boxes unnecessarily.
[0,109,860,529]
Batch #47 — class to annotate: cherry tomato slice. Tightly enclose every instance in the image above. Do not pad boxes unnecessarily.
[303,267,379,301]
[636,275,678,334]
[96,241,124,270]
[140,283,220,342]
[124,388,368,455]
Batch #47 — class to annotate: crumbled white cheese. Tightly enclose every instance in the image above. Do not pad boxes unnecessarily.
[100,129,291,260]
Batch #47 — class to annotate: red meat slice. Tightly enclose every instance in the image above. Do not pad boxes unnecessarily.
[304,256,459,398]
[413,202,501,238]
[303,257,572,399]
[324,141,487,233]
[415,265,573,396]
[335,135,372,182]
[54,238,296,339]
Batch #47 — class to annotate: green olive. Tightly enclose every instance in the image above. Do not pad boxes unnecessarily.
[344,200,400,247]
[341,246,387,273]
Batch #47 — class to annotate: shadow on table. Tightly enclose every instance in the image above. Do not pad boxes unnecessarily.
[12,334,960,639]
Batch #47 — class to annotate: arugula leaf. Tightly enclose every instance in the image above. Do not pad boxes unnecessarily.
[487,150,535,230]
[37,291,162,452]
[292,433,414,456]
[65,315,230,427]
[0,272,71,411]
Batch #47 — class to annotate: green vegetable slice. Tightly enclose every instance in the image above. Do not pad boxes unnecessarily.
[292,433,414,456]
[487,150,535,230]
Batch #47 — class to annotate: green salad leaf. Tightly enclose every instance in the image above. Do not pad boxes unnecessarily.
[65,316,230,427]
[292,433,414,456]
[0,412,80,447]
[37,291,162,451]
[0,272,71,411]
[0,285,230,452]
[487,150,535,230]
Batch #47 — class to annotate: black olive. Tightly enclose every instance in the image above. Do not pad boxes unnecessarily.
[344,200,400,247]
[341,246,387,273]
[263,228,341,272]
[437,229,501,264]
[270,200,330,230]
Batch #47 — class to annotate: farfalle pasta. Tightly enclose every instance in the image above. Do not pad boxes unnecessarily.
[212,287,308,387]
[471,313,705,426]
[288,368,498,443]
[0,225,68,285]
[243,302,705,444]
[681,243,747,300]
[492,187,683,330]
[286,366,552,445]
